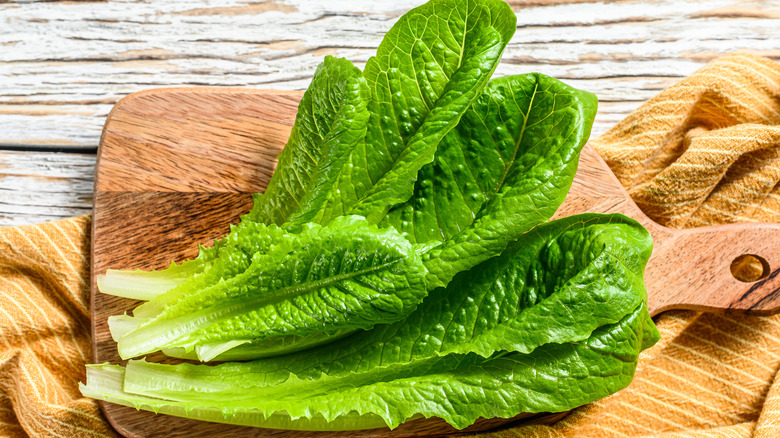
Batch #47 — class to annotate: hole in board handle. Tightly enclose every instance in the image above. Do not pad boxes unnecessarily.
[730,254,771,283]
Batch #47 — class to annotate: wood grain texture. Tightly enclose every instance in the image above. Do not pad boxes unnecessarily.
[2,0,778,148]
[93,89,780,437]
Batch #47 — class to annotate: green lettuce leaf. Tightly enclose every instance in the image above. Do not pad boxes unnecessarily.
[127,222,292,319]
[403,73,598,288]
[83,214,659,429]
[84,304,654,430]
[115,216,428,360]
[246,56,370,229]
[97,0,516,300]
[314,0,517,224]
[98,56,369,298]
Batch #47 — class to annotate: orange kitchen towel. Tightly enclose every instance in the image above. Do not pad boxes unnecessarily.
[0,53,778,438]
[494,53,780,438]
[0,215,117,438]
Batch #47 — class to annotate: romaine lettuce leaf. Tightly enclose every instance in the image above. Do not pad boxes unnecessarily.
[403,73,598,288]
[115,216,428,360]
[315,0,517,224]
[98,56,369,298]
[84,304,654,430]
[98,0,517,301]
[82,214,659,429]
[247,56,370,229]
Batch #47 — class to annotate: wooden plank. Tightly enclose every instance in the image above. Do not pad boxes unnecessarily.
[0,150,94,225]
[2,0,778,148]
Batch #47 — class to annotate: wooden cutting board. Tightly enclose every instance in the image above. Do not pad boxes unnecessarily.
[92,88,780,438]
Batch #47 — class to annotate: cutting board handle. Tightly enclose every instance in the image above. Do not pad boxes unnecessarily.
[555,145,780,317]
[645,221,780,316]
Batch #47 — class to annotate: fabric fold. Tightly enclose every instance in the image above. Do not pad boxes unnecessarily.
[0,215,117,438]
[592,53,780,228]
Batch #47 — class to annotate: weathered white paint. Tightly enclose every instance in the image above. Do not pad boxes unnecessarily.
[2,0,778,147]
[0,151,94,225]
[0,0,778,224]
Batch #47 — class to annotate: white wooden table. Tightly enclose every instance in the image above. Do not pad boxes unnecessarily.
[1,0,778,226]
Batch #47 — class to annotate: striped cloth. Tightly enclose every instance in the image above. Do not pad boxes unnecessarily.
[0,215,116,437]
[0,53,778,437]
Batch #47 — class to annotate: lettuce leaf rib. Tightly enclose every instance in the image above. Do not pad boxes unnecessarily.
[129,222,292,320]
[80,365,392,432]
